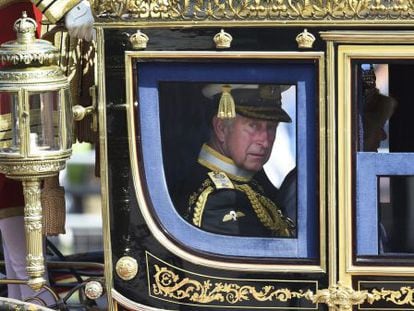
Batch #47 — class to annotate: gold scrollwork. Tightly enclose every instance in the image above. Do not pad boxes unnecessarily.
[0,161,65,177]
[0,69,64,82]
[94,0,414,21]
[150,261,414,309]
[152,265,312,304]
[370,286,414,306]
[0,53,58,66]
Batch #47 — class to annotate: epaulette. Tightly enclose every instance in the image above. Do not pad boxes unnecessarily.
[207,171,234,189]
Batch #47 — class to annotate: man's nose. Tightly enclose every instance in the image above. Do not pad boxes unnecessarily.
[257,129,271,147]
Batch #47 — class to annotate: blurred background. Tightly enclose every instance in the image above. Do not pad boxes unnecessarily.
[50,142,102,255]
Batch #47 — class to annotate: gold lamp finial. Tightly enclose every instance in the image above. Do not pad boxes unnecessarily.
[213,29,233,49]
[13,11,37,44]
[295,29,316,49]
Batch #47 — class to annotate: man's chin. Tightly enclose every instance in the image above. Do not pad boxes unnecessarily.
[243,163,264,173]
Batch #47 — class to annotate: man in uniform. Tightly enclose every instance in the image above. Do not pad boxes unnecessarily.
[180,84,295,237]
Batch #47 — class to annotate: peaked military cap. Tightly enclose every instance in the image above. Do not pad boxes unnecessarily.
[202,84,292,122]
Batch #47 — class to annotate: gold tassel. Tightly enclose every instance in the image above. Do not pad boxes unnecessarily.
[217,85,236,119]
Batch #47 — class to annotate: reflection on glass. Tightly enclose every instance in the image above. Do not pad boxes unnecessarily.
[359,63,414,154]
[160,82,296,238]
[29,91,61,153]
[379,176,414,253]
[359,64,397,153]
[64,89,73,150]
[0,92,20,153]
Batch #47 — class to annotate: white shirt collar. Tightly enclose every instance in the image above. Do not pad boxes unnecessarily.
[198,143,254,182]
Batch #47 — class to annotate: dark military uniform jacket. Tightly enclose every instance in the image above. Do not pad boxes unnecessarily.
[181,144,294,237]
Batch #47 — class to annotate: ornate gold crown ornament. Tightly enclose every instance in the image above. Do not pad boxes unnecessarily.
[129,30,149,50]
[0,12,59,66]
[296,29,316,49]
[213,29,233,49]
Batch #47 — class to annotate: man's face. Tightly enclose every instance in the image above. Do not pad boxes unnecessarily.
[220,115,279,172]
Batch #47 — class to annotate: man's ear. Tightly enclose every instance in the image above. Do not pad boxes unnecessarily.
[212,116,226,143]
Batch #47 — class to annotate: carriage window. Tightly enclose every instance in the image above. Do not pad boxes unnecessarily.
[378,176,414,253]
[355,62,414,256]
[160,82,297,238]
[130,55,322,261]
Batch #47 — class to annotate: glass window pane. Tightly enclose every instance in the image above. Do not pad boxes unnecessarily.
[0,92,20,153]
[355,62,414,257]
[358,64,396,153]
[357,63,414,154]
[159,82,297,238]
[29,91,61,153]
[64,89,73,150]
[379,175,414,254]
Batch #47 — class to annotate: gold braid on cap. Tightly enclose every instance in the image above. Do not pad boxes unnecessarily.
[236,184,294,236]
[217,85,236,119]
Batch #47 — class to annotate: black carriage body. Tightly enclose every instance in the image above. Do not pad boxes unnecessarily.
[98,5,414,310]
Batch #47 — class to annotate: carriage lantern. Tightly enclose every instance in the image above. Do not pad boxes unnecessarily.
[0,12,73,290]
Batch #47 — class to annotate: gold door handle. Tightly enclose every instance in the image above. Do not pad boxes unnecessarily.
[72,85,98,132]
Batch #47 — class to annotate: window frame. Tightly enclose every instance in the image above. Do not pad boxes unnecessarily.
[125,51,326,272]
[338,45,414,275]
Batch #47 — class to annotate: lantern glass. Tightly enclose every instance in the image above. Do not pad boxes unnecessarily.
[63,88,73,150]
[0,91,20,154]
[28,90,61,154]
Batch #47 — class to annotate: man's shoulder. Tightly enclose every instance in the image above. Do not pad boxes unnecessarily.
[188,170,237,208]
[207,171,235,190]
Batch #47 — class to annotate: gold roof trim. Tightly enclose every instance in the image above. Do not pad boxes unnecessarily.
[94,0,414,25]
[320,31,414,43]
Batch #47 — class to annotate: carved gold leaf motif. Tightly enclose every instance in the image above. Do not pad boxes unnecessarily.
[308,282,373,310]
[148,252,414,309]
[94,0,414,21]
[152,265,312,304]
[371,286,414,306]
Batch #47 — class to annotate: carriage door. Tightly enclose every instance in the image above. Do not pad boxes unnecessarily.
[100,26,414,310]
[321,31,414,310]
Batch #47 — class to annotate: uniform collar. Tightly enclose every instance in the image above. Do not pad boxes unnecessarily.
[198,143,254,182]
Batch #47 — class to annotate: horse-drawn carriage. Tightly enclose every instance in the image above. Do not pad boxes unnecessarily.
[3,0,414,310]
